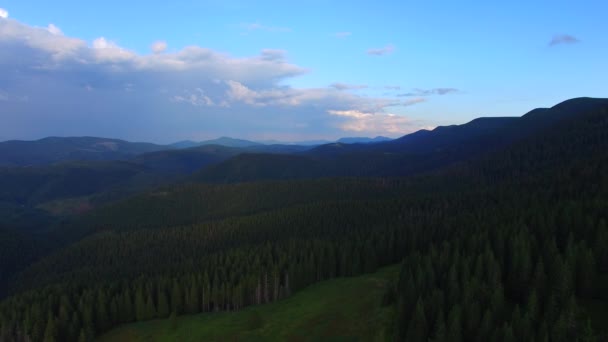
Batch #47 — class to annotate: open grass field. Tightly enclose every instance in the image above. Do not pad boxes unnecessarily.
[97,265,399,342]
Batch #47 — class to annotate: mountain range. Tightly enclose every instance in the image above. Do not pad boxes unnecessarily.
[1,97,608,341]
[0,135,393,167]
[1,97,605,219]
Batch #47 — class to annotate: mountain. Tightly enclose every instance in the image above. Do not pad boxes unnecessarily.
[196,98,608,183]
[257,137,390,145]
[170,137,262,149]
[0,161,153,211]
[169,140,200,149]
[256,139,332,146]
[199,137,262,148]
[0,142,316,221]
[0,136,171,166]
[2,97,608,341]
[336,136,392,144]
[132,145,243,174]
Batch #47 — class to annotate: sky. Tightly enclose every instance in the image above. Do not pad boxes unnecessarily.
[0,1,606,143]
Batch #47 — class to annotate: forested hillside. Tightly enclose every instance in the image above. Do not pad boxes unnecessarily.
[0,137,169,167]
[0,98,607,341]
[196,98,608,183]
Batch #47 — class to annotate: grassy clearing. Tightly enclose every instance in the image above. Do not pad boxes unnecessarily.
[98,265,399,342]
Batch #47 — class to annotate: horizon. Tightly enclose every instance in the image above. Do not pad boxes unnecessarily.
[0,96,601,145]
[0,133,390,145]
[1,1,607,143]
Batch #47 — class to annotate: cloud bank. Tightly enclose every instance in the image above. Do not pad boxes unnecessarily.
[0,16,426,142]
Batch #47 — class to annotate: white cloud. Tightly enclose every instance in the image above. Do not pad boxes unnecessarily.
[0,8,8,19]
[0,18,86,61]
[0,16,430,141]
[46,24,62,35]
[328,110,413,134]
[151,40,167,53]
[172,88,215,106]
[92,37,113,49]
[367,44,395,56]
[91,37,137,63]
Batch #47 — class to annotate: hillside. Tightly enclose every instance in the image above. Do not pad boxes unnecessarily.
[0,143,314,221]
[196,98,608,183]
[0,137,170,167]
[98,265,398,342]
[1,98,607,341]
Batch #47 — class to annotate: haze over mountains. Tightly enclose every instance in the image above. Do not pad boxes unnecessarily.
[0,98,605,216]
[0,135,394,167]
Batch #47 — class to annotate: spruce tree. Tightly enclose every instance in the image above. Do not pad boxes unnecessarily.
[405,298,428,342]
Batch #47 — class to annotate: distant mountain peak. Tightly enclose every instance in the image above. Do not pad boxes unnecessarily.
[336,136,393,144]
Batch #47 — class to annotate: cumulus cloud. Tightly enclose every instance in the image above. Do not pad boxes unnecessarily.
[398,88,459,97]
[172,88,216,106]
[46,24,63,35]
[0,17,430,141]
[330,82,368,91]
[367,44,394,56]
[334,32,351,38]
[328,110,412,134]
[151,40,167,53]
[0,8,8,19]
[549,34,580,46]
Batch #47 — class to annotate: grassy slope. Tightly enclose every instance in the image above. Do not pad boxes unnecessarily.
[98,265,398,342]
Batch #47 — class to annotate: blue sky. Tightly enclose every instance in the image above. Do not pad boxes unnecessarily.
[0,1,606,143]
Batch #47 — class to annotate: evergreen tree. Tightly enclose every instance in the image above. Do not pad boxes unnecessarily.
[405,298,428,342]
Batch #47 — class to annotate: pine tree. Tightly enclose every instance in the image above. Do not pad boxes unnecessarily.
[145,292,157,320]
[42,315,56,342]
[135,287,146,321]
[96,291,109,332]
[169,311,178,332]
[502,323,515,342]
[405,298,428,342]
[576,247,596,297]
[157,288,170,318]
[477,309,493,342]
[171,281,183,314]
[580,318,596,342]
[78,329,87,342]
[446,305,462,342]
[429,309,446,342]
